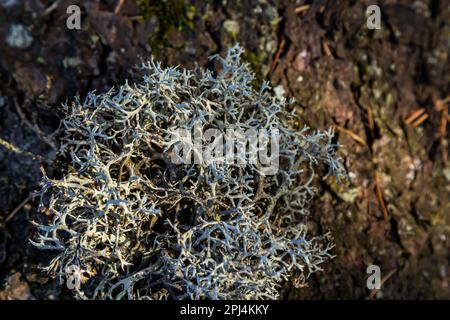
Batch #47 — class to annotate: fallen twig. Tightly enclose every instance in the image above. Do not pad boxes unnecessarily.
[367,268,397,299]
[43,0,61,16]
[270,39,285,73]
[374,171,388,220]
[434,95,449,162]
[411,113,429,127]
[404,108,426,125]
[367,108,375,131]
[114,0,125,15]
[13,97,56,150]
[0,137,44,161]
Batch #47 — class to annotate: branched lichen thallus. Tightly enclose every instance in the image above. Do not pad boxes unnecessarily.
[31,44,345,300]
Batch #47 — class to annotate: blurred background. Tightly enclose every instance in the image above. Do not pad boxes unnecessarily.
[0,0,448,299]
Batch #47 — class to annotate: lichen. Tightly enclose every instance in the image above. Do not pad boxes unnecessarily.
[32,45,344,300]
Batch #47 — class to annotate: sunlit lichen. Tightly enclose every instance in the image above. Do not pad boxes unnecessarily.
[32,45,344,300]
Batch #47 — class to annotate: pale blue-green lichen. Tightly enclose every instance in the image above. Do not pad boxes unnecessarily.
[32,45,344,300]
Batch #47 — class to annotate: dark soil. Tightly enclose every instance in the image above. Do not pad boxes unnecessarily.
[0,0,448,299]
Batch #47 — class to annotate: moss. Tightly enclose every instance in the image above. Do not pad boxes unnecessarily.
[241,51,265,87]
[137,0,196,52]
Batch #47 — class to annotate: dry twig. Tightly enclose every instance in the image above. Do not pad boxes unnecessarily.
[270,39,285,73]
[336,126,367,146]
[367,268,397,299]
[374,171,388,220]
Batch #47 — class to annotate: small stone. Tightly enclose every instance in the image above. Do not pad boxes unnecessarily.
[253,6,263,14]
[265,39,277,54]
[5,24,33,49]
[223,20,240,35]
[443,168,450,182]
[36,56,46,65]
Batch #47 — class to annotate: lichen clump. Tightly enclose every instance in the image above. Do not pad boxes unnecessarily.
[32,45,344,299]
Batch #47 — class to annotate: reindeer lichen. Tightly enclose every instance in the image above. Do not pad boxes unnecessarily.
[31,45,344,300]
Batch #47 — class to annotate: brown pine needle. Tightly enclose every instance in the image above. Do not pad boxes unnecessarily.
[411,113,429,127]
[440,110,448,142]
[294,5,310,14]
[374,171,388,220]
[126,15,143,21]
[336,126,367,146]
[404,108,425,125]
[114,0,125,15]
[367,108,375,130]
[5,194,32,223]
[270,39,285,73]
